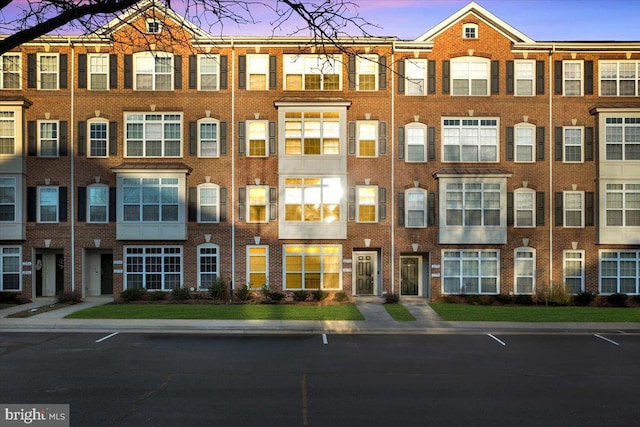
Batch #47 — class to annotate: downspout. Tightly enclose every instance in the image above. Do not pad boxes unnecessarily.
[231,42,236,291]
[548,45,554,293]
[69,39,76,294]
[390,45,396,296]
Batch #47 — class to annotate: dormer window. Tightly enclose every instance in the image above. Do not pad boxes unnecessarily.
[463,23,478,39]
[146,19,161,34]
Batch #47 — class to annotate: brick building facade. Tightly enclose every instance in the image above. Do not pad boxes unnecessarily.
[1,1,639,301]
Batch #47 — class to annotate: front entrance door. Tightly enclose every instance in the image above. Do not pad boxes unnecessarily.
[355,252,377,295]
[100,254,114,294]
[55,253,64,294]
[35,253,43,297]
[400,256,420,296]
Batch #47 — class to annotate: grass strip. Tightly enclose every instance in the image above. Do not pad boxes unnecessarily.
[429,303,640,322]
[383,304,416,321]
[66,303,365,321]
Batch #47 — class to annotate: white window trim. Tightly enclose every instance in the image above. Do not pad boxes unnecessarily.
[198,183,220,223]
[0,177,16,222]
[133,52,173,91]
[603,115,640,161]
[563,191,585,228]
[37,52,58,91]
[405,122,428,162]
[146,19,162,34]
[88,53,109,91]
[282,110,342,156]
[247,54,269,91]
[599,61,640,97]
[451,57,489,96]
[246,245,269,289]
[247,185,269,223]
[0,110,16,156]
[37,120,59,158]
[405,187,427,228]
[514,59,536,96]
[563,60,583,97]
[246,120,269,157]
[514,123,535,163]
[356,54,378,91]
[197,54,220,91]
[441,249,500,295]
[356,185,378,223]
[198,118,220,158]
[564,250,585,294]
[405,59,427,96]
[599,249,640,295]
[442,118,500,162]
[283,54,342,91]
[563,126,584,163]
[124,246,183,291]
[121,176,180,223]
[124,112,183,158]
[514,188,536,228]
[462,23,478,39]
[514,247,535,295]
[198,243,220,290]
[87,118,109,158]
[356,120,378,158]
[1,53,21,90]
[0,246,21,291]
[87,183,108,224]
[282,244,343,291]
[37,186,58,223]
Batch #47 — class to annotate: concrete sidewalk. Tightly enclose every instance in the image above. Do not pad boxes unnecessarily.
[1,296,639,335]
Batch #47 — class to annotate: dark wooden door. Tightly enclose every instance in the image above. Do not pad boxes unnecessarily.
[401,257,419,295]
[356,254,374,295]
[35,253,43,297]
[55,253,64,294]
[101,254,114,294]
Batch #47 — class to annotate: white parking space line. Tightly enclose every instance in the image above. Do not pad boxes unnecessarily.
[322,334,328,345]
[487,334,506,346]
[95,332,119,343]
[595,334,619,346]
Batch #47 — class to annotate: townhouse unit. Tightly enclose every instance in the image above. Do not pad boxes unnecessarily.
[1,1,639,301]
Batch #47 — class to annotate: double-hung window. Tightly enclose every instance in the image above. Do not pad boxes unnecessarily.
[356,121,377,157]
[198,244,219,290]
[605,183,640,227]
[514,60,535,96]
[198,184,219,223]
[443,118,498,162]
[514,188,535,227]
[405,188,427,227]
[600,250,640,295]
[88,120,108,157]
[514,248,535,294]
[198,119,219,157]
[564,250,584,294]
[38,187,58,223]
[514,124,535,162]
[247,121,268,157]
[38,121,58,157]
[284,112,339,155]
[405,59,427,96]
[0,177,16,222]
[446,183,500,227]
[247,54,268,90]
[198,55,219,90]
[125,113,182,157]
[563,191,584,228]
[563,127,583,162]
[451,57,489,96]
[0,111,15,155]
[247,246,268,288]
[604,117,640,160]
[284,177,341,223]
[38,53,58,90]
[283,245,341,290]
[123,178,179,222]
[1,54,20,89]
[357,186,378,223]
[88,54,108,90]
[134,52,172,90]
[563,61,582,96]
[405,123,427,162]
[356,55,377,91]
[442,250,499,294]
[0,247,20,291]
[600,61,639,96]
[124,246,182,291]
[247,186,268,223]
[284,54,341,91]
[87,184,108,223]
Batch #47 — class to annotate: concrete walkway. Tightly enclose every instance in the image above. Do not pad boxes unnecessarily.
[1,296,639,335]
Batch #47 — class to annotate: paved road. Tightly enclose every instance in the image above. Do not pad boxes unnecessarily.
[1,332,639,426]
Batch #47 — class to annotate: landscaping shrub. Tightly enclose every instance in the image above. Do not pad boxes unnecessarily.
[465,294,493,305]
[632,295,640,306]
[573,291,595,306]
[293,290,309,302]
[606,292,628,307]
[536,285,571,306]
[148,291,169,301]
[333,292,350,303]
[209,278,230,301]
[312,289,328,302]
[514,294,533,305]
[268,291,285,302]
[119,288,148,302]
[0,292,30,304]
[56,291,82,304]
[171,287,191,300]
[234,284,254,301]
[383,293,399,304]
[494,294,514,305]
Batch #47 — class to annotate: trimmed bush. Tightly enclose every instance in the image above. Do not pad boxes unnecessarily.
[536,285,571,306]
[606,292,628,307]
[234,284,254,301]
[495,294,514,305]
[119,288,148,302]
[148,291,169,301]
[383,293,399,304]
[513,294,533,305]
[573,291,595,306]
[56,291,82,304]
[268,291,286,302]
[209,278,230,301]
[333,292,350,303]
[312,289,328,302]
[171,287,191,300]
[292,290,309,302]
[465,295,493,305]
[0,292,31,305]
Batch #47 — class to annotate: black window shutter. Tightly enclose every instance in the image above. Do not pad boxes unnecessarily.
[348,187,356,221]
[554,61,563,95]
[536,60,545,95]
[397,126,405,160]
[378,55,387,89]
[220,55,228,89]
[555,127,563,161]
[189,121,197,155]
[220,121,227,155]
[77,187,87,222]
[124,54,132,89]
[586,192,595,226]
[269,55,277,89]
[442,60,450,94]
[188,55,197,89]
[427,60,436,94]
[219,187,227,221]
[491,60,500,94]
[506,127,514,161]
[427,192,436,226]
[585,127,594,161]
[238,55,246,89]
[77,121,86,156]
[27,187,37,222]
[507,192,514,226]
[110,54,118,89]
[537,192,545,226]
[584,61,593,95]
[269,187,277,220]
[238,187,246,221]
[379,121,387,155]
[109,122,117,156]
[269,121,277,155]
[397,193,405,226]
[555,192,563,226]
[109,187,116,222]
[506,60,514,94]
[348,121,356,155]
[188,187,197,222]
[59,187,67,222]
[537,127,545,161]
[28,121,37,156]
[174,55,182,89]
[238,121,246,155]
[379,187,387,221]
[348,55,356,90]
[397,60,405,94]
[27,54,36,88]
[427,126,436,160]
[78,54,87,89]
[59,54,68,89]
[59,121,68,156]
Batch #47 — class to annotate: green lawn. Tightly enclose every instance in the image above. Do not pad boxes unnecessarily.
[383,304,416,321]
[429,303,640,322]
[66,303,365,321]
